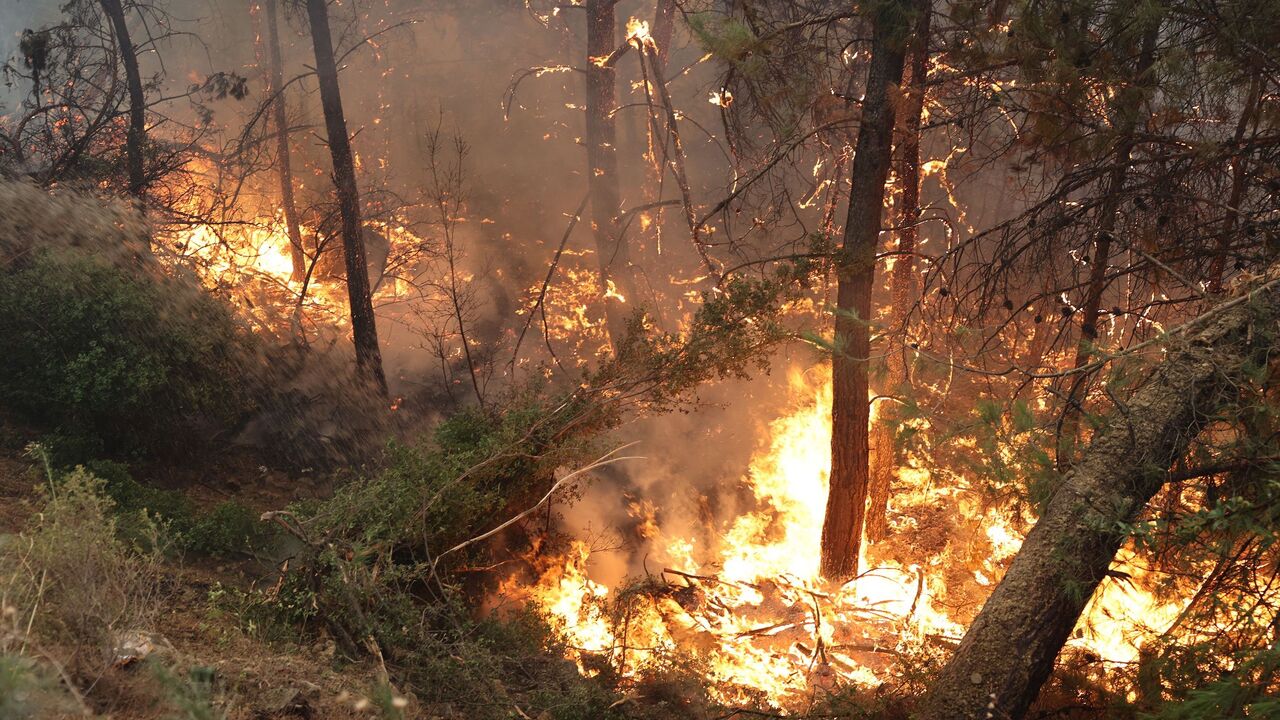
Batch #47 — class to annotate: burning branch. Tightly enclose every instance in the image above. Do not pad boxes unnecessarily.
[631,20,722,284]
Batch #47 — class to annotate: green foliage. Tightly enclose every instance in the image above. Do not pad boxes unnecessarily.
[603,274,794,408]
[923,392,1059,511]
[685,10,813,140]
[0,249,254,458]
[398,606,625,720]
[311,398,582,561]
[686,14,761,71]
[1143,647,1280,719]
[0,467,165,675]
[77,459,267,557]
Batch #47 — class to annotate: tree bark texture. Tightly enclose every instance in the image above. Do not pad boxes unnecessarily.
[915,271,1280,720]
[821,0,919,579]
[867,3,931,543]
[585,0,637,353]
[305,0,388,395]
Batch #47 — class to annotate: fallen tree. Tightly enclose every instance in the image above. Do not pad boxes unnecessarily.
[915,269,1280,720]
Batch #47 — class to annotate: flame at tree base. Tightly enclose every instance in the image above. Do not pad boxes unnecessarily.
[511,370,963,709]
[512,369,1189,710]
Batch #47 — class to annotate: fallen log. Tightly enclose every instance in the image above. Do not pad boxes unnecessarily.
[915,270,1280,719]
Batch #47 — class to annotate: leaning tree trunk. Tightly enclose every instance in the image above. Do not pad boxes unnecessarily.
[915,270,1280,720]
[305,0,388,396]
[585,0,637,354]
[99,0,147,204]
[821,0,920,580]
[264,0,306,282]
[867,2,930,543]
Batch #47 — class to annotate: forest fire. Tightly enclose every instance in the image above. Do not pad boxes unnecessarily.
[3,0,1278,716]
[516,369,1191,709]
[508,371,953,708]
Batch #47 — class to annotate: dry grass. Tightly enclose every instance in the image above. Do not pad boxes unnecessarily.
[0,180,148,265]
[0,465,165,684]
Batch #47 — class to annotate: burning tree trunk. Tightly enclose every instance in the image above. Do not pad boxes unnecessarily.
[99,0,147,203]
[264,0,306,282]
[1057,23,1159,468]
[821,0,920,580]
[915,270,1280,720]
[305,0,388,395]
[867,3,930,543]
[585,0,637,353]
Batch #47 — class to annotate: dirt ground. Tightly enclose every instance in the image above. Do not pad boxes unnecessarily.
[0,418,398,719]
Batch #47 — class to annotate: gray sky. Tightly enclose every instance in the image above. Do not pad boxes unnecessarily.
[1,0,66,109]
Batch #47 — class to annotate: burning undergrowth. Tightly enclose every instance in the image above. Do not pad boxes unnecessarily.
[502,367,1197,714]
[504,370,964,711]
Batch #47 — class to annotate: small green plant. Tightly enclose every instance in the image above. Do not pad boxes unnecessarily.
[150,661,225,720]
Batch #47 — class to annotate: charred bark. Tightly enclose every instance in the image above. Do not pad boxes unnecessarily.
[821,0,920,579]
[99,0,147,204]
[305,0,388,396]
[585,0,637,353]
[915,270,1280,720]
[651,0,676,67]
[867,3,930,544]
[264,0,306,282]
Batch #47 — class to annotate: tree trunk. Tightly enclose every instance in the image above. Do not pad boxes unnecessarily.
[915,271,1280,720]
[1207,73,1263,294]
[651,0,676,67]
[821,0,919,580]
[305,0,388,396]
[264,0,306,282]
[867,3,930,544]
[585,0,637,353]
[99,0,147,204]
[1057,24,1159,469]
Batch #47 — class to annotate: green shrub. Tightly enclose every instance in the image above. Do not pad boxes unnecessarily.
[186,502,265,556]
[149,661,224,720]
[0,249,253,458]
[81,459,269,557]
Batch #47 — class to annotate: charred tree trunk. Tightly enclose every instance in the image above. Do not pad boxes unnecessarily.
[867,3,930,544]
[915,271,1280,720]
[651,0,676,67]
[99,0,147,204]
[264,0,306,282]
[1057,24,1158,469]
[821,0,919,579]
[585,0,636,353]
[305,0,388,396]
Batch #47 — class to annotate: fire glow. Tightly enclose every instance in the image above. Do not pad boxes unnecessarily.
[515,370,1187,710]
